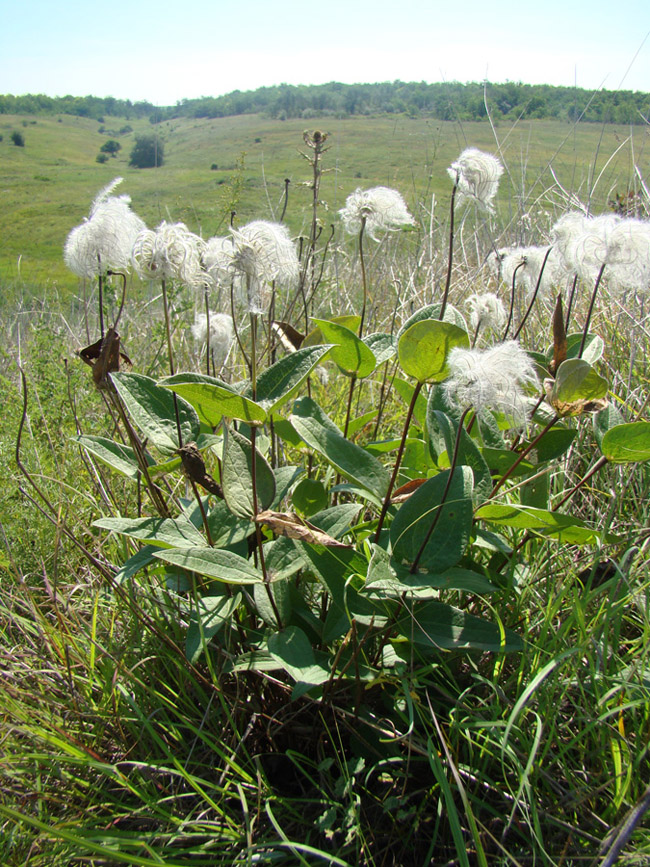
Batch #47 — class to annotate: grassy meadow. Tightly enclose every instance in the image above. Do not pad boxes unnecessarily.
[1,108,650,866]
[1,111,648,288]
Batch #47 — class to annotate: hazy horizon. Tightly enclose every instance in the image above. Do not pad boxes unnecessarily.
[2,0,649,106]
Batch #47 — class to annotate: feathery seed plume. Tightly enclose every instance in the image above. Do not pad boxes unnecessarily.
[227,220,300,313]
[444,341,538,428]
[64,177,146,278]
[132,221,206,288]
[192,311,235,366]
[465,292,507,333]
[497,246,566,297]
[338,186,415,240]
[448,148,504,212]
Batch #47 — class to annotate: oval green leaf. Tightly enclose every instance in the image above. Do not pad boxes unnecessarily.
[398,319,469,383]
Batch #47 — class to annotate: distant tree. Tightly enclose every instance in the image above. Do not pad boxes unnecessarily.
[129,134,164,168]
[96,153,109,163]
[11,131,25,147]
[100,139,121,156]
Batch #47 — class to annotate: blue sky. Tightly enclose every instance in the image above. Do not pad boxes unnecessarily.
[1,0,649,104]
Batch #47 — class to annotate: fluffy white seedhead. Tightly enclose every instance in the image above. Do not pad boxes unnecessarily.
[132,221,206,287]
[192,311,235,366]
[338,186,415,240]
[465,292,507,333]
[497,246,566,298]
[604,218,650,293]
[203,235,237,286]
[448,148,504,212]
[228,220,300,313]
[64,178,146,278]
[553,213,650,293]
[444,340,538,428]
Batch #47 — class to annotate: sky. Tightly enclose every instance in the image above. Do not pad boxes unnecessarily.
[1,0,650,105]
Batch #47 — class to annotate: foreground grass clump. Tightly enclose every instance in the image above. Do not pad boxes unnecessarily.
[2,118,650,866]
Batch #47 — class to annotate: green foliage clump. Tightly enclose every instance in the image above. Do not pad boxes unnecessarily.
[128,132,164,168]
[99,139,121,156]
[10,130,24,147]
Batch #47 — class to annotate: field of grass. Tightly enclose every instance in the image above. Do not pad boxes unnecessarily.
[1,111,648,288]
[1,109,650,866]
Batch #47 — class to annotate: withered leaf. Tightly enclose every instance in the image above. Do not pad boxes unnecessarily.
[391,478,428,503]
[255,509,352,548]
[79,328,132,388]
[177,441,222,497]
[272,320,305,353]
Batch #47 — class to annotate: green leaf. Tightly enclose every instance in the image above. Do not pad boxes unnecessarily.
[390,467,474,573]
[272,465,304,509]
[309,503,362,538]
[398,319,469,383]
[520,472,550,509]
[292,478,329,516]
[251,344,333,413]
[428,408,492,502]
[290,396,390,499]
[303,314,361,347]
[73,434,152,480]
[393,377,428,428]
[204,500,254,548]
[593,403,624,450]
[222,426,276,518]
[93,515,207,548]
[111,372,200,454]
[475,503,598,543]
[549,359,608,416]
[365,544,496,595]
[163,380,266,426]
[396,601,523,652]
[310,318,376,378]
[397,303,467,338]
[481,447,535,477]
[186,592,242,663]
[267,626,330,685]
[520,426,576,463]
[273,418,306,448]
[564,332,604,364]
[363,332,397,366]
[254,578,293,627]
[153,547,264,583]
[601,422,650,463]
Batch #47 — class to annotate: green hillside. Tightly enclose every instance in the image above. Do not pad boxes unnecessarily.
[1,111,648,289]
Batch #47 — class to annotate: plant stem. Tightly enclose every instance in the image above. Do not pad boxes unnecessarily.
[565,274,579,332]
[440,175,458,322]
[502,260,524,341]
[410,407,471,573]
[248,313,283,630]
[513,247,553,340]
[578,263,607,357]
[358,216,368,336]
[374,381,423,542]
[489,413,560,500]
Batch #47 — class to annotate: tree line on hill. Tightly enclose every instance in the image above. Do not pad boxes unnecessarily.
[1,80,649,125]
